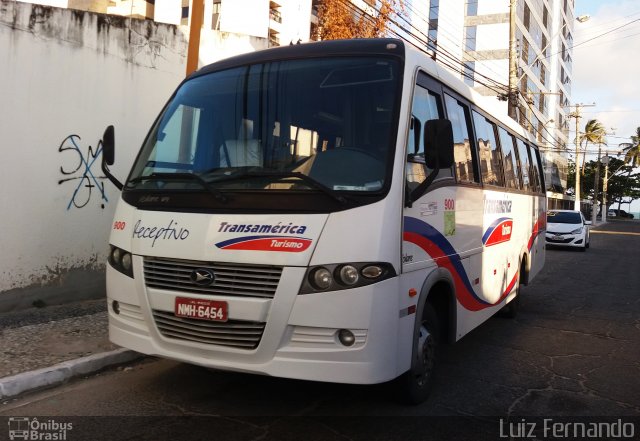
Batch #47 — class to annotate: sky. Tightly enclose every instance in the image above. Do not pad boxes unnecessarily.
[571,0,640,211]
[573,0,639,145]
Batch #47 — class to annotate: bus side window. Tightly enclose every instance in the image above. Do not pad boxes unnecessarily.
[515,139,532,192]
[497,127,521,190]
[472,111,504,187]
[444,94,478,184]
[528,144,543,194]
[406,84,443,191]
[532,147,546,193]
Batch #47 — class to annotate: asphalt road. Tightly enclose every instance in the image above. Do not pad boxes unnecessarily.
[1,220,639,440]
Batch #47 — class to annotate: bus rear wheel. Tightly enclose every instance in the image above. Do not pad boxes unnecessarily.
[500,263,522,318]
[398,303,439,404]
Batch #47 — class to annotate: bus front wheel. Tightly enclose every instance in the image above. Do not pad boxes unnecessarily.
[398,303,440,404]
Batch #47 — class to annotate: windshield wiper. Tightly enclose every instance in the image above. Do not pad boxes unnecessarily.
[127,172,228,203]
[211,170,348,205]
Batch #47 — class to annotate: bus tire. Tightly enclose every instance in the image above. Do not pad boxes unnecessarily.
[397,302,440,404]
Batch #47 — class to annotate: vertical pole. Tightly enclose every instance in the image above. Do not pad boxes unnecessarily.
[592,144,601,224]
[573,106,582,212]
[186,0,205,77]
[508,0,518,120]
[602,162,609,223]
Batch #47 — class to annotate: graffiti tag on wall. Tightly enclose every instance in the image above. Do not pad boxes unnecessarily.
[58,134,108,210]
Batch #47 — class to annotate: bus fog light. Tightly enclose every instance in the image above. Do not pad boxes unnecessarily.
[311,267,332,290]
[338,329,356,346]
[361,265,383,279]
[338,265,359,285]
[112,300,120,315]
[121,253,132,271]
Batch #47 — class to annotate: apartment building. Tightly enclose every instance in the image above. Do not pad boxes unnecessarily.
[419,0,577,207]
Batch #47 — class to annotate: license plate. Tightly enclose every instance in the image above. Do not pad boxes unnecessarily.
[553,235,563,240]
[175,297,228,322]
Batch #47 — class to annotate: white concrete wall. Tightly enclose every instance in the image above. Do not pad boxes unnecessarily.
[0,2,272,311]
[0,3,178,310]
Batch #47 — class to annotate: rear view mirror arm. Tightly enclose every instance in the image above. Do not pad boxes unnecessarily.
[102,162,123,191]
[406,160,440,207]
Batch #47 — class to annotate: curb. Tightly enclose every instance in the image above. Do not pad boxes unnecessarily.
[0,349,143,399]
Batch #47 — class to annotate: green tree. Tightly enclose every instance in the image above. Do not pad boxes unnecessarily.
[621,126,640,167]
[575,157,640,212]
[616,126,640,211]
[578,119,606,176]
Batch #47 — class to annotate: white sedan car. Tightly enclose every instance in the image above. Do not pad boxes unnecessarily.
[545,209,591,251]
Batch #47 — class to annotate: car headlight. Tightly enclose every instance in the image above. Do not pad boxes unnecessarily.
[570,227,583,234]
[300,262,395,294]
[108,245,134,278]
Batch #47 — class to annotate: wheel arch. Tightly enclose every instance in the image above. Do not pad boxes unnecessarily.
[519,249,530,285]
[414,267,457,345]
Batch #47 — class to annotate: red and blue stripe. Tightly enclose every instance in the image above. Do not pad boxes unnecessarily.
[403,217,517,311]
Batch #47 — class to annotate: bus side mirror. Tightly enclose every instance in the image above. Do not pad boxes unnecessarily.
[101,125,123,190]
[103,125,115,165]
[424,119,454,169]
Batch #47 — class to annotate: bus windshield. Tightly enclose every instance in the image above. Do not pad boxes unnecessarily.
[127,57,401,199]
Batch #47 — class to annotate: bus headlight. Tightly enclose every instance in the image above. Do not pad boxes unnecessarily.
[300,262,395,294]
[337,265,359,286]
[108,245,134,278]
[311,267,333,290]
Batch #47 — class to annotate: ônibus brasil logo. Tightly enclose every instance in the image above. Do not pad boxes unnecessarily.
[215,221,311,252]
[8,417,73,440]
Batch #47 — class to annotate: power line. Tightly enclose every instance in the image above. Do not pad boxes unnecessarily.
[549,17,640,58]
[331,0,509,95]
[573,30,640,51]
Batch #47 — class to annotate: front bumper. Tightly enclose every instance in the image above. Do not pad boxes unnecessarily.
[107,258,401,385]
[545,232,586,248]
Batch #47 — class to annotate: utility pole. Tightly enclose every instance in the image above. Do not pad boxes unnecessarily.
[601,155,610,223]
[186,0,205,76]
[592,144,602,224]
[567,103,596,212]
[508,0,518,120]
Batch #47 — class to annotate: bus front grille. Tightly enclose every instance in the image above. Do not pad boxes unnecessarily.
[143,257,282,298]
[152,310,265,349]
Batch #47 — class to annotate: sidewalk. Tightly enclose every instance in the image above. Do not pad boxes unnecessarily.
[0,299,142,399]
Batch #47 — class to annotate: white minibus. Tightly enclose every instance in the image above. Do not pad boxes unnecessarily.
[103,38,546,403]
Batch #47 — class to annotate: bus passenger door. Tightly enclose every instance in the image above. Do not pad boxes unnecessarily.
[401,73,452,273]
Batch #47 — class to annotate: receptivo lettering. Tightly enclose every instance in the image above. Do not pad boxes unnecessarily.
[218,222,307,235]
[484,198,513,214]
[133,219,190,247]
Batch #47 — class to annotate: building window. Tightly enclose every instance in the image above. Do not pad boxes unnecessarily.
[463,61,475,86]
[466,0,477,16]
[464,26,477,51]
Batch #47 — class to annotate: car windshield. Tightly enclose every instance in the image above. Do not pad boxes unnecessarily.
[547,211,582,224]
[127,57,400,196]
